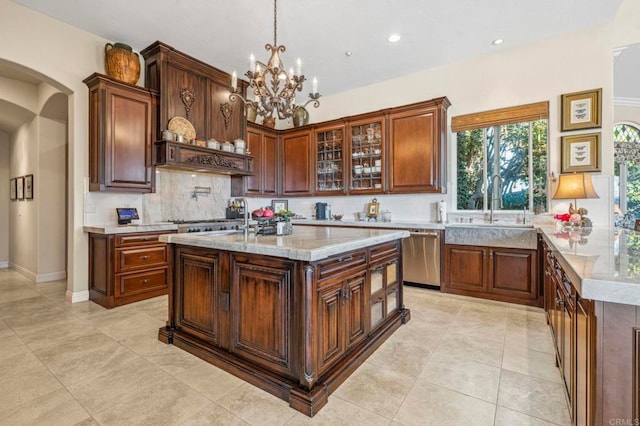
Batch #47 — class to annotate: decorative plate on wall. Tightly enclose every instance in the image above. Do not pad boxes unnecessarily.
[168,116,196,142]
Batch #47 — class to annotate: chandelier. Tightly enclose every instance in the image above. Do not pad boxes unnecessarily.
[229,0,321,121]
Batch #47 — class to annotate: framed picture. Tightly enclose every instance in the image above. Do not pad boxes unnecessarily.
[561,88,602,131]
[25,174,33,200]
[9,178,17,201]
[561,133,601,173]
[16,176,24,200]
[366,200,380,217]
[271,199,288,213]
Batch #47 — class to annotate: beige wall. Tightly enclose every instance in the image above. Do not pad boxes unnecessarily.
[615,105,640,124]
[0,132,8,265]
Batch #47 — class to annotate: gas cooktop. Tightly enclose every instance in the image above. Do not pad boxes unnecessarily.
[169,218,240,224]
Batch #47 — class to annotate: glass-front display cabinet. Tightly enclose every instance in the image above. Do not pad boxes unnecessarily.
[348,116,385,193]
[315,125,346,194]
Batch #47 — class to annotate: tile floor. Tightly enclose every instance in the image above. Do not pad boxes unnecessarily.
[0,268,570,425]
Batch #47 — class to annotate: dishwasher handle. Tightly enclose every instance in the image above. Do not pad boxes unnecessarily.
[408,231,439,238]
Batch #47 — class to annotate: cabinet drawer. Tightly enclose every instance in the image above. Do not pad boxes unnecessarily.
[369,242,399,263]
[316,250,367,282]
[115,245,168,272]
[115,232,172,247]
[115,268,167,298]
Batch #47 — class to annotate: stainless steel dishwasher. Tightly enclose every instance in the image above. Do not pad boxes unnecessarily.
[402,229,441,288]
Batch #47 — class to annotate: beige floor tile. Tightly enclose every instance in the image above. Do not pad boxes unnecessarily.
[366,337,435,377]
[286,396,390,425]
[494,406,560,425]
[333,362,414,418]
[507,311,551,334]
[0,288,41,306]
[33,331,139,385]
[173,361,245,401]
[92,378,211,425]
[0,334,33,362]
[446,317,508,342]
[504,328,556,354]
[431,333,504,367]
[394,381,495,426]
[0,318,14,338]
[120,330,206,374]
[62,299,108,319]
[419,352,501,403]
[67,355,170,415]
[0,388,90,426]
[498,369,571,425]
[180,402,249,425]
[216,383,298,425]
[0,294,63,317]
[0,349,45,380]
[19,317,101,352]
[87,310,166,341]
[0,365,63,409]
[502,345,563,383]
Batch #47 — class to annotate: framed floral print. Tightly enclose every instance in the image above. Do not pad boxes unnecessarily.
[561,88,602,131]
[25,174,33,200]
[16,176,24,200]
[9,178,16,201]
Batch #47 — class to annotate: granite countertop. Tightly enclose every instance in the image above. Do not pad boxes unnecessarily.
[539,226,640,306]
[291,218,444,230]
[83,223,178,234]
[159,225,410,261]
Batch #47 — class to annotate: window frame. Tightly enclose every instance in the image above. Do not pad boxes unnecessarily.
[614,121,640,215]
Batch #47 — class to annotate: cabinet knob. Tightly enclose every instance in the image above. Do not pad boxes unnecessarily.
[141,279,149,284]
[140,255,150,260]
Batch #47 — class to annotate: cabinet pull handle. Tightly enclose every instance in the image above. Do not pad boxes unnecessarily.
[140,255,150,260]
[339,255,353,262]
[139,237,151,241]
[141,279,149,284]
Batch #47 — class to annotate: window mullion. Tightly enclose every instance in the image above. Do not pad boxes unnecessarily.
[528,122,534,211]
[482,128,488,211]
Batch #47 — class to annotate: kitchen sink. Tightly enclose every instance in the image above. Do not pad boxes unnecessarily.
[445,224,537,249]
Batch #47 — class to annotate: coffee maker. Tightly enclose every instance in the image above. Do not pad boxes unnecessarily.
[315,202,330,220]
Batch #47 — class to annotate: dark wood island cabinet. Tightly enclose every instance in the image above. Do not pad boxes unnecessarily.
[158,227,409,416]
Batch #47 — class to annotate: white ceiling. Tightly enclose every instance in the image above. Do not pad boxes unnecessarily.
[9,0,623,96]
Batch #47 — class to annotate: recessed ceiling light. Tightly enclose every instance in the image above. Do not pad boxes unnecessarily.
[492,38,504,45]
[387,33,401,43]
[345,51,352,57]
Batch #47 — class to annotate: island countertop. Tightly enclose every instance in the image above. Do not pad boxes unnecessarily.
[159,225,409,261]
[539,226,640,305]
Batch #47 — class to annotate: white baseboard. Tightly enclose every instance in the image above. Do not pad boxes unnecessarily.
[36,271,67,283]
[10,263,36,281]
[65,290,89,304]
[0,261,8,268]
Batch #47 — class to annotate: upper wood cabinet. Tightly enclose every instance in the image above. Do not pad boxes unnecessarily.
[314,122,347,195]
[388,98,450,193]
[141,41,248,143]
[84,73,157,193]
[232,123,278,196]
[281,129,314,196]
[347,114,386,194]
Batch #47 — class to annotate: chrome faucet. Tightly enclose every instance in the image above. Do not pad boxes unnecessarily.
[489,174,503,223]
[236,198,250,237]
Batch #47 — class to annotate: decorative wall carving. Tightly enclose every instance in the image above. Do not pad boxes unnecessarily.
[180,88,196,120]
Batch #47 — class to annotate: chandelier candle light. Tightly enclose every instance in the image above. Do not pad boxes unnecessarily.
[229,0,321,122]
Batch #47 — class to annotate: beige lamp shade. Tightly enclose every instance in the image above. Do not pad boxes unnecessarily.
[552,173,600,200]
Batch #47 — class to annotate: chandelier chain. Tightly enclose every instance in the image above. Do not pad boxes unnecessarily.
[273,0,277,46]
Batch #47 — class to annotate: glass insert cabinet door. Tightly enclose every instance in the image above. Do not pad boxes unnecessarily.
[349,117,385,193]
[369,258,399,329]
[315,126,345,193]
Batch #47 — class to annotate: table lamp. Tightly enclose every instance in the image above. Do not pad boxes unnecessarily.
[552,173,599,227]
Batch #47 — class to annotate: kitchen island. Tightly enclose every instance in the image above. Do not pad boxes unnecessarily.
[158,226,410,416]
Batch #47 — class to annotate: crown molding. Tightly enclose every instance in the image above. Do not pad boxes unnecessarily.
[615,97,640,107]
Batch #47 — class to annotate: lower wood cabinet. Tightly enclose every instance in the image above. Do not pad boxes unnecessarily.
[161,240,408,416]
[443,244,539,306]
[88,230,175,308]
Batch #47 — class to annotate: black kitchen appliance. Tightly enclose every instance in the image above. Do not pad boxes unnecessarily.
[315,202,329,220]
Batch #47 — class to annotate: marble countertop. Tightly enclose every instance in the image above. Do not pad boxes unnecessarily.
[291,218,444,230]
[159,225,410,261]
[540,226,640,306]
[83,223,178,234]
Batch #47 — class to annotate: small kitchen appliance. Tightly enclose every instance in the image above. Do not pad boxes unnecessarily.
[315,203,330,220]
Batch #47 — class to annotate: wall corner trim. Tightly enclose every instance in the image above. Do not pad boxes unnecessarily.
[65,290,89,304]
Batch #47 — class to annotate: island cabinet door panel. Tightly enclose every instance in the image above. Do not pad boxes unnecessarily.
[317,282,344,374]
[175,251,221,345]
[575,298,594,426]
[444,245,488,292]
[489,249,537,301]
[230,255,295,378]
[281,130,313,196]
[345,273,367,349]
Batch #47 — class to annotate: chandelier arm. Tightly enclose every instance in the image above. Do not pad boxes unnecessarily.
[302,98,321,110]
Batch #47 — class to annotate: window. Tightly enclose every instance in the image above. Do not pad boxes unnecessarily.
[614,122,640,218]
[452,103,548,212]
